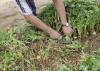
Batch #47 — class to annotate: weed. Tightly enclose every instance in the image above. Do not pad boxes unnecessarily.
[0,0,100,71]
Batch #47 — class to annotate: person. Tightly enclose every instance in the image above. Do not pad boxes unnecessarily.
[15,0,73,39]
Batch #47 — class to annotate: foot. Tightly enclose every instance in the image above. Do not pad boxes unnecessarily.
[62,24,74,36]
[48,30,62,40]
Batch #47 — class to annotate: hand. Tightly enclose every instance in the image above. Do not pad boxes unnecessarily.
[49,30,62,40]
[62,24,74,36]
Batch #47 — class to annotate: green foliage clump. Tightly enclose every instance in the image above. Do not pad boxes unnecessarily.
[0,27,100,71]
[0,0,100,71]
[77,54,100,71]
[38,0,100,38]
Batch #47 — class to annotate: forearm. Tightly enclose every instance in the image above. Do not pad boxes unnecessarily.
[53,0,67,25]
[25,15,52,34]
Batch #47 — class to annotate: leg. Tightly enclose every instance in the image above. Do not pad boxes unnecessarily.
[53,0,74,36]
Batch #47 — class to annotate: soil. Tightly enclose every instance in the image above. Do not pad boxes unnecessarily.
[30,34,100,70]
[0,0,100,70]
[85,34,100,53]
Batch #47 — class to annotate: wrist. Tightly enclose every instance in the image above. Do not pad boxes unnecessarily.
[61,22,69,27]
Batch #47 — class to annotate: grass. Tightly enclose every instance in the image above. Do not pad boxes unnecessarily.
[0,26,100,71]
[38,0,100,38]
[0,0,100,71]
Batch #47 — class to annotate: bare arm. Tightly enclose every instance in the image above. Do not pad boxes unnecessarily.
[25,14,52,34]
[53,0,74,36]
[53,0,67,25]
[24,14,61,39]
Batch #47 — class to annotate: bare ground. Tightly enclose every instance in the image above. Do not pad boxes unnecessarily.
[30,34,100,71]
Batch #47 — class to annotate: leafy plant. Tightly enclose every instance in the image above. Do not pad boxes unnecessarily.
[38,0,100,38]
[0,0,100,71]
[76,54,100,71]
